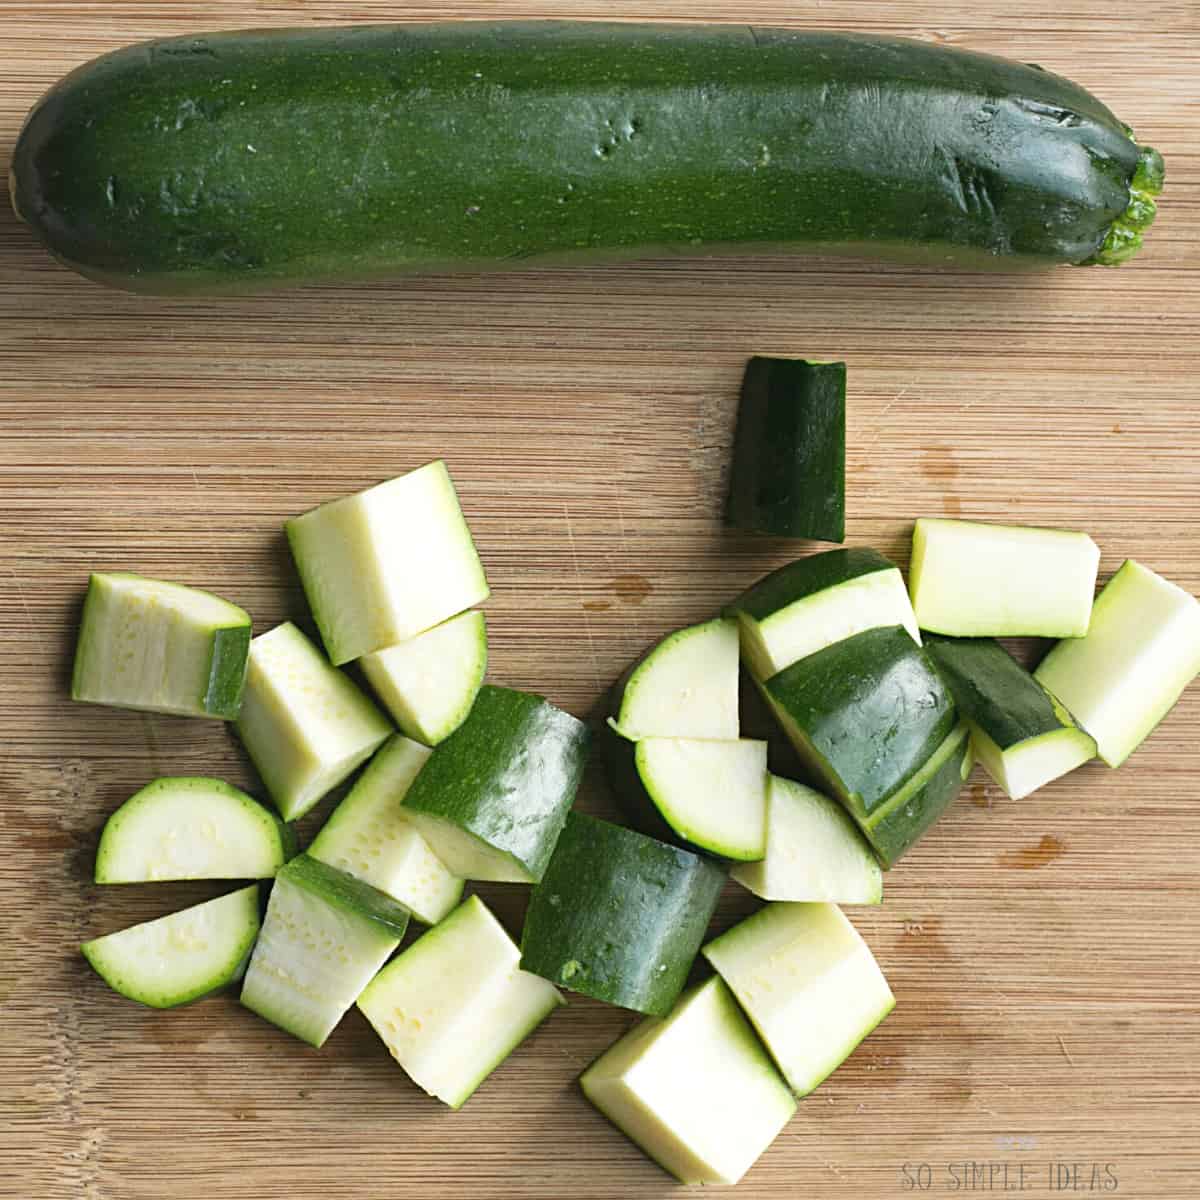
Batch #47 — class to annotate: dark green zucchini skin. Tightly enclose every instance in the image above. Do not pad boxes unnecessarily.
[401,685,590,883]
[764,624,957,816]
[11,22,1162,294]
[519,812,725,1016]
[925,634,1071,750]
[726,358,846,543]
[862,723,972,867]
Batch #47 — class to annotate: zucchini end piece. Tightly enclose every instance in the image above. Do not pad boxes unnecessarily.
[1085,142,1164,266]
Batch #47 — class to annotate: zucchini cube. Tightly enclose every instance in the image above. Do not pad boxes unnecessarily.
[704,902,894,1096]
[358,895,562,1108]
[71,571,251,719]
[234,623,392,821]
[286,460,489,665]
[581,976,796,1185]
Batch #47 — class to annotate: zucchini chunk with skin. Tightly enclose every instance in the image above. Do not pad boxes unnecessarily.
[859,722,973,868]
[580,976,796,1186]
[82,885,261,1009]
[234,622,392,821]
[71,571,250,719]
[1035,560,1200,767]
[308,734,464,925]
[240,854,409,1048]
[605,734,768,862]
[725,548,920,681]
[763,624,957,818]
[400,685,589,883]
[357,895,562,1108]
[908,517,1100,638]
[704,902,894,1096]
[726,357,846,542]
[730,775,883,904]
[286,461,489,665]
[926,634,1095,798]
[359,610,487,746]
[520,812,725,1016]
[95,777,293,883]
[610,618,740,740]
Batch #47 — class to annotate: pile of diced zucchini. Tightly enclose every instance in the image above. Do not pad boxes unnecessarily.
[72,414,1200,1186]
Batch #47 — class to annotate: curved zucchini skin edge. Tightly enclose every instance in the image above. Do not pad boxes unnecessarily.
[11,22,1161,295]
[600,720,698,853]
[862,722,973,868]
[520,812,726,1016]
[81,884,262,1009]
[282,853,412,937]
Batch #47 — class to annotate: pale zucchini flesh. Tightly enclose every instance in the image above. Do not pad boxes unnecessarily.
[397,814,535,883]
[95,776,292,883]
[71,571,251,719]
[968,717,1095,800]
[613,618,740,740]
[1035,560,1200,767]
[580,976,796,1186]
[240,855,408,1047]
[234,622,393,821]
[357,895,562,1108]
[909,517,1100,638]
[82,885,261,1009]
[286,460,489,665]
[730,775,883,904]
[307,734,464,925]
[634,737,768,861]
[703,902,894,1097]
[359,610,487,746]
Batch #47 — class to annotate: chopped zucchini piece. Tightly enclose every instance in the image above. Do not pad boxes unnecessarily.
[240,854,408,1048]
[726,548,919,681]
[308,734,464,925]
[401,685,589,883]
[95,776,292,883]
[520,812,725,1016]
[1035,560,1200,767]
[909,517,1100,638]
[71,571,250,719]
[234,622,392,821]
[358,895,562,1108]
[580,976,796,1185]
[610,618,740,740]
[82,885,260,1009]
[730,775,882,903]
[763,625,957,817]
[726,357,846,542]
[286,460,489,664]
[926,634,1095,798]
[626,737,768,862]
[359,610,487,746]
[704,902,894,1096]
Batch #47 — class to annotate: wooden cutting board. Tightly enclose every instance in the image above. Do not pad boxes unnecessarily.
[1,3,1197,1198]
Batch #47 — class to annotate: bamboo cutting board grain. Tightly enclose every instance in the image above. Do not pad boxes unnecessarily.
[1,3,1198,1198]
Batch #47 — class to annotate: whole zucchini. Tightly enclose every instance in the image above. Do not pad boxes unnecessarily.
[10,22,1163,294]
